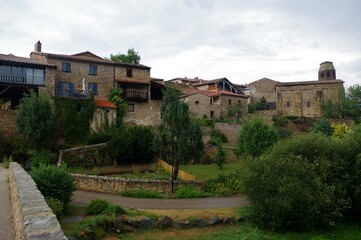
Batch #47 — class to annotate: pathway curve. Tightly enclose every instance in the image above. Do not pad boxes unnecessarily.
[72,190,248,209]
[0,166,15,240]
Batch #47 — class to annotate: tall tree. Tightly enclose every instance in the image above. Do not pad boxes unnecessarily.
[110,48,141,64]
[108,88,127,127]
[154,87,203,182]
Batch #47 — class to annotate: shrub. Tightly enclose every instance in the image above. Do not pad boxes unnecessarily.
[331,123,350,139]
[108,125,154,164]
[210,130,228,143]
[29,150,55,168]
[248,104,255,113]
[175,185,211,198]
[313,118,332,136]
[103,204,125,216]
[215,140,226,170]
[85,199,110,215]
[205,173,242,196]
[241,133,349,230]
[2,155,13,169]
[30,165,75,206]
[87,132,113,145]
[121,189,165,198]
[238,117,279,158]
[76,214,114,240]
[46,198,64,219]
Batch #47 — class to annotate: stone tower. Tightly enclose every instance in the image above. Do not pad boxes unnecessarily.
[318,61,336,80]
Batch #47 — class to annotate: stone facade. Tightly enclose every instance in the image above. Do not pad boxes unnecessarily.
[124,99,162,126]
[183,93,221,119]
[249,78,278,104]
[0,109,16,139]
[72,173,203,194]
[276,80,344,117]
[9,162,67,240]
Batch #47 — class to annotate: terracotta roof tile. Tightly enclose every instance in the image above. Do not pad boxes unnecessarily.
[94,99,116,108]
[0,53,56,67]
[276,79,344,86]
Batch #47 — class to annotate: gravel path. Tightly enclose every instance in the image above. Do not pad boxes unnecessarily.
[0,166,15,240]
[72,190,248,209]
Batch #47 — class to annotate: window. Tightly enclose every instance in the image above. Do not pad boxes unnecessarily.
[307,101,311,107]
[195,100,199,105]
[326,72,330,78]
[89,65,97,75]
[210,111,214,118]
[286,101,291,108]
[128,104,134,112]
[228,99,232,105]
[62,62,71,72]
[320,73,324,78]
[88,82,98,95]
[126,69,133,77]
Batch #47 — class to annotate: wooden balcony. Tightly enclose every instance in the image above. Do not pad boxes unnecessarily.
[124,91,148,102]
[0,74,44,85]
[55,88,90,99]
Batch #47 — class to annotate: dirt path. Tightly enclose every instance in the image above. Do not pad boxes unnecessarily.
[72,190,248,209]
[0,166,15,240]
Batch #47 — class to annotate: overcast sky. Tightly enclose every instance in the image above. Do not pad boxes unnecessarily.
[0,0,360,87]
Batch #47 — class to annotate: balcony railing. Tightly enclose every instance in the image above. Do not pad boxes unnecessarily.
[0,74,44,85]
[55,88,90,99]
[124,91,148,102]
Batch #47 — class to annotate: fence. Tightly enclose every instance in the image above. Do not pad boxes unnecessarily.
[156,159,196,181]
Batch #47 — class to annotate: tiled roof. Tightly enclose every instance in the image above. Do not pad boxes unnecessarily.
[0,53,56,67]
[218,90,249,98]
[94,99,116,108]
[182,88,248,98]
[276,79,344,86]
[115,78,150,85]
[31,51,151,69]
[192,78,227,86]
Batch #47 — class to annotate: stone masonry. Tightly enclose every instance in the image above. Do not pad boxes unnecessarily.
[0,109,17,139]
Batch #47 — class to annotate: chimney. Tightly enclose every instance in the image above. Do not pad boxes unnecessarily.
[34,41,42,52]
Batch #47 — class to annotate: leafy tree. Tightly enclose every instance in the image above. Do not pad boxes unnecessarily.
[215,139,226,170]
[110,48,141,64]
[227,104,243,121]
[15,92,56,149]
[154,87,204,180]
[313,118,333,136]
[108,88,127,127]
[237,116,278,158]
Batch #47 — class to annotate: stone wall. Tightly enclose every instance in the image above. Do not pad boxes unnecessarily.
[8,162,67,240]
[214,122,242,144]
[124,100,162,126]
[0,109,17,139]
[72,174,203,194]
[250,78,278,103]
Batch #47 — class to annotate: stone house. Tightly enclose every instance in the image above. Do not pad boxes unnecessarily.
[248,77,278,108]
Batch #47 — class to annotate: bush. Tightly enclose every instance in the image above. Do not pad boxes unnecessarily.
[205,173,243,196]
[46,198,64,219]
[2,155,13,169]
[29,150,55,168]
[108,125,154,164]
[30,165,75,206]
[331,123,350,139]
[87,132,113,145]
[175,185,211,198]
[215,140,226,170]
[241,133,349,230]
[313,118,333,136]
[85,199,110,215]
[76,214,114,240]
[210,130,228,143]
[248,104,255,113]
[103,204,125,216]
[238,117,279,158]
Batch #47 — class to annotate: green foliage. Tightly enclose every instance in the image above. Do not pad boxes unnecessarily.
[254,97,269,110]
[30,165,75,205]
[313,118,333,136]
[46,197,64,219]
[238,117,279,158]
[85,199,110,215]
[331,123,351,139]
[276,127,293,140]
[121,189,166,198]
[103,204,125,216]
[108,88,127,127]
[174,185,211,198]
[215,140,226,170]
[241,133,350,230]
[108,125,154,164]
[2,155,13,169]
[248,104,255,113]
[227,104,243,121]
[29,150,55,168]
[86,132,113,145]
[110,48,141,64]
[210,130,228,143]
[76,214,114,240]
[205,173,243,196]
[154,87,204,180]
[272,116,289,128]
[54,98,95,144]
[15,92,56,149]
[195,117,215,127]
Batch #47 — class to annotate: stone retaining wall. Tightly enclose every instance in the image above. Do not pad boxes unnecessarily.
[72,174,204,194]
[0,109,17,139]
[9,162,67,240]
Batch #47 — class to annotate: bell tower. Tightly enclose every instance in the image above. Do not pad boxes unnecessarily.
[318,61,336,80]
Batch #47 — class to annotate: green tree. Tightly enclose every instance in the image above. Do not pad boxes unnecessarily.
[110,48,141,64]
[237,116,278,158]
[215,139,226,170]
[227,104,243,121]
[15,92,56,149]
[154,87,204,181]
[108,88,127,127]
[313,117,333,136]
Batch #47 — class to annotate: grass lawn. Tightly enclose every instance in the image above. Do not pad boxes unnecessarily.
[179,161,241,181]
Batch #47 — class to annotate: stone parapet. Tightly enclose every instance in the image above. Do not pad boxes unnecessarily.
[9,162,67,240]
[72,173,203,194]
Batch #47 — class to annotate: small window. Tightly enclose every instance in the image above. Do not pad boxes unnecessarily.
[126,69,133,78]
[210,98,213,105]
[88,82,98,95]
[286,101,290,108]
[326,72,330,78]
[128,104,134,112]
[195,100,199,105]
[307,101,311,107]
[210,111,214,118]
[320,73,324,78]
[238,100,241,104]
[228,99,232,105]
[89,65,97,75]
[62,62,71,72]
